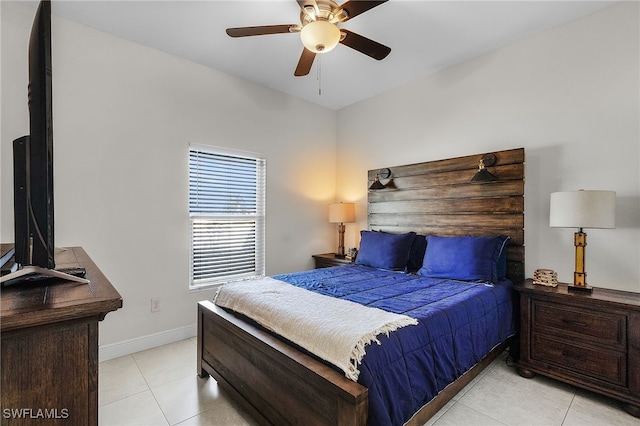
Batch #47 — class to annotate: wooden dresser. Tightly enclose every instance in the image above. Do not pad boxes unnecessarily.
[515,279,640,417]
[1,246,122,425]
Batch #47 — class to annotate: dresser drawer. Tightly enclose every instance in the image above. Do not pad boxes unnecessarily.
[532,300,626,347]
[532,334,626,386]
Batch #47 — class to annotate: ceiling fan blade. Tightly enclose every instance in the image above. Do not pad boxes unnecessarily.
[335,0,387,22]
[226,25,297,38]
[339,29,390,60]
[294,48,316,76]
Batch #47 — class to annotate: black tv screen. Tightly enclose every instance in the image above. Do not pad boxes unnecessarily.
[13,0,55,269]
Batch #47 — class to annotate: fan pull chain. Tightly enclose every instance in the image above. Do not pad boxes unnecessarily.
[317,54,322,96]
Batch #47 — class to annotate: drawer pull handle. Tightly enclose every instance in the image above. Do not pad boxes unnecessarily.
[561,318,587,327]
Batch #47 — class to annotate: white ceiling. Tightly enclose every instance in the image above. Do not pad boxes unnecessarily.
[42,0,616,110]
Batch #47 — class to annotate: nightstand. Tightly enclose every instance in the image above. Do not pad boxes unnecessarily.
[312,253,353,269]
[514,279,640,418]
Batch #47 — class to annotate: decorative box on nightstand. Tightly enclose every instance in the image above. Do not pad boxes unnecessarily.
[514,279,640,418]
[312,253,353,269]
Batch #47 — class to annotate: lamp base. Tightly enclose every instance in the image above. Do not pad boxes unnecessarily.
[336,223,346,258]
[568,284,593,293]
[333,253,346,259]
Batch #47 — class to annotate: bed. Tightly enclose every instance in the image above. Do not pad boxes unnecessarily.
[197,148,525,425]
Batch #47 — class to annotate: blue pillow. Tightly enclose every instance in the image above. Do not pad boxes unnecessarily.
[417,235,510,282]
[355,231,416,271]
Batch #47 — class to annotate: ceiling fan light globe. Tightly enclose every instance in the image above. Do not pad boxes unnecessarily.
[300,20,340,53]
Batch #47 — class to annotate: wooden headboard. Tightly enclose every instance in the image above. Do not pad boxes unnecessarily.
[367,147,525,283]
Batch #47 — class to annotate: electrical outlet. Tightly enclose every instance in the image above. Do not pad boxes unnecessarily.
[151,297,161,312]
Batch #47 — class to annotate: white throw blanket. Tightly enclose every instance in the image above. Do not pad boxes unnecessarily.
[214,277,418,381]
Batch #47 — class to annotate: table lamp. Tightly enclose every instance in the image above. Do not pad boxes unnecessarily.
[549,190,615,291]
[329,203,355,258]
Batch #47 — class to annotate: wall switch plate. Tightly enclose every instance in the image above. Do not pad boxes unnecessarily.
[151,297,161,312]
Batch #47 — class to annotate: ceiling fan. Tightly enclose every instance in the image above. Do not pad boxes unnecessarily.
[226,0,391,77]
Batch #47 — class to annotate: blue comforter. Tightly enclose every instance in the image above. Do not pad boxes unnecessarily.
[273,264,516,426]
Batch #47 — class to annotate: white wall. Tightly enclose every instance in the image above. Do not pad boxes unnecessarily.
[1,2,337,351]
[337,2,640,293]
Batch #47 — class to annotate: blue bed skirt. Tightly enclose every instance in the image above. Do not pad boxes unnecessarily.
[273,264,517,425]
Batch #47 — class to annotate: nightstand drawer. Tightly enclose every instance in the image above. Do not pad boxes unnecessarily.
[315,258,342,268]
[532,334,626,386]
[532,301,625,347]
[312,253,352,269]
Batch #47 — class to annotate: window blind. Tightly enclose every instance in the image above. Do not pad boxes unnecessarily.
[189,148,265,288]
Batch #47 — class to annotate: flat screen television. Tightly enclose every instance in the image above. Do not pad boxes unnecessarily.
[1,0,87,285]
[17,0,55,269]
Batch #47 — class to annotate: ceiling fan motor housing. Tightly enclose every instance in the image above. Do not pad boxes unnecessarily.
[300,0,347,25]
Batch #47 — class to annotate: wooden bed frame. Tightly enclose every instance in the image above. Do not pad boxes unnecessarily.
[197,148,525,425]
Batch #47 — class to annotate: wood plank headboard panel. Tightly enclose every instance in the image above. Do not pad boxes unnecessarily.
[367,148,525,283]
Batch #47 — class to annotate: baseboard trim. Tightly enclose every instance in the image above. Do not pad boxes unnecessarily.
[99,324,197,362]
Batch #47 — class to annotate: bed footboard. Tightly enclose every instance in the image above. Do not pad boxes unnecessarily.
[197,300,368,426]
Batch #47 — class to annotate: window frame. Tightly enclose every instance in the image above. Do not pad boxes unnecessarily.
[188,144,266,290]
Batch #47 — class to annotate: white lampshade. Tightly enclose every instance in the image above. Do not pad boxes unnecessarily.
[329,203,355,224]
[550,190,616,229]
[300,20,340,53]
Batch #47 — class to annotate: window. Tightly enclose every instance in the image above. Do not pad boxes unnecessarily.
[189,146,265,289]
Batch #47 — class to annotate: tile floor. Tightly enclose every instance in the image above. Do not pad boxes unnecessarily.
[99,338,638,426]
